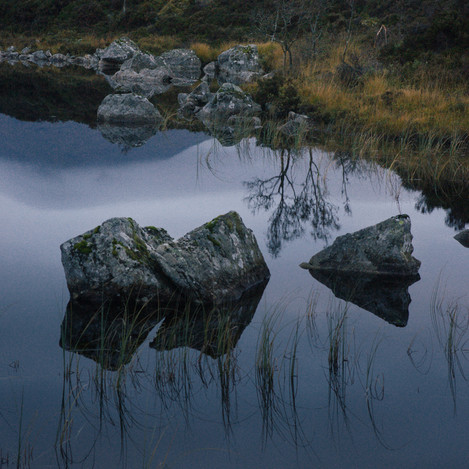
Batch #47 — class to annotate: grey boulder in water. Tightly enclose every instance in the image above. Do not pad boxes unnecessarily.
[300,215,421,276]
[61,212,270,306]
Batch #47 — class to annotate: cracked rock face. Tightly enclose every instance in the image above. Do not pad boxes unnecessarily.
[300,215,421,276]
[61,212,270,306]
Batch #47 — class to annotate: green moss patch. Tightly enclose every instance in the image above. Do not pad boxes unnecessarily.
[73,239,92,254]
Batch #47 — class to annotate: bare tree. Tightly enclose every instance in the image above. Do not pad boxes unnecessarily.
[254,0,308,69]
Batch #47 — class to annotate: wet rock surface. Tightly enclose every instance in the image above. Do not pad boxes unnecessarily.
[300,215,421,276]
[97,93,162,124]
[61,212,270,306]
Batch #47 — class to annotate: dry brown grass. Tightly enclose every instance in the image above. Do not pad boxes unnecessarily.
[293,42,469,139]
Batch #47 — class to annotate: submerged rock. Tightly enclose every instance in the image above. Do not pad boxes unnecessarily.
[61,212,270,306]
[217,45,264,85]
[97,93,162,124]
[307,270,420,327]
[454,229,469,248]
[300,215,421,276]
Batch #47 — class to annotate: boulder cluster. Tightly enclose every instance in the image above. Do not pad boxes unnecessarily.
[1,37,316,147]
[61,212,270,307]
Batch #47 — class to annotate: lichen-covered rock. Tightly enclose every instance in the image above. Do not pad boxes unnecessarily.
[196,83,261,122]
[177,82,213,118]
[154,49,201,83]
[99,37,140,65]
[153,211,270,303]
[97,93,162,124]
[454,229,469,248]
[61,212,270,306]
[217,45,264,85]
[121,51,159,72]
[202,61,217,81]
[30,50,49,63]
[108,68,172,97]
[300,215,421,276]
[61,218,174,301]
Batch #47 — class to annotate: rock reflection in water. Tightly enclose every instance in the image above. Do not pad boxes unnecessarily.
[97,122,158,149]
[60,296,163,370]
[307,270,420,327]
[150,283,266,358]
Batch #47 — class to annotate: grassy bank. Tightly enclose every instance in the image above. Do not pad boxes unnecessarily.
[1,32,467,167]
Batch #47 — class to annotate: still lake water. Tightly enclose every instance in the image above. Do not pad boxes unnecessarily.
[0,69,468,468]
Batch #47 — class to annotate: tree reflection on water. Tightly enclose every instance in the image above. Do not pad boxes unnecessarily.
[245,148,346,257]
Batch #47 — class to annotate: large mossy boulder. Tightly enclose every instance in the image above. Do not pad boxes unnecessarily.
[61,212,270,306]
[153,211,269,304]
[97,93,162,124]
[300,215,421,276]
[61,218,174,301]
[217,45,264,85]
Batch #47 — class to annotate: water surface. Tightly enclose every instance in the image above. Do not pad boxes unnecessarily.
[0,68,468,468]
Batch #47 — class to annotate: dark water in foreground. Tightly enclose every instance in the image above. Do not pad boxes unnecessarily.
[0,71,469,468]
